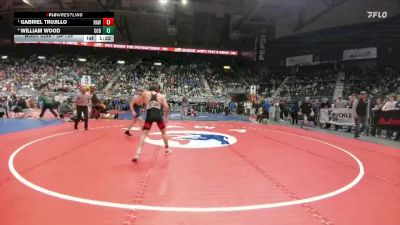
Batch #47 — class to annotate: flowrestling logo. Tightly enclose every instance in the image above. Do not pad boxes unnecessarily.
[145,130,237,148]
[367,11,388,19]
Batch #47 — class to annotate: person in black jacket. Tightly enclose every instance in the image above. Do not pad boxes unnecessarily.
[352,91,370,139]
[91,91,100,119]
[14,97,27,113]
[300,97,312,128]
[371,98,384,137]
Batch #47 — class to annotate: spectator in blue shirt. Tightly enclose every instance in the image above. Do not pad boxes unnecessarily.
[290,100,299,125]
[264,99,270,112]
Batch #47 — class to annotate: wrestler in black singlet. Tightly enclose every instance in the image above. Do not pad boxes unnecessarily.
[143,92,165,130]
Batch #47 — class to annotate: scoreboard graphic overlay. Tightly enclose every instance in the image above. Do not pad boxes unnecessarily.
[14,12,114,43]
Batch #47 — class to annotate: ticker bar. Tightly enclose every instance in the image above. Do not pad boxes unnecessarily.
[14,41,239,56]
[14,12,114,18]
[14,18,105,26]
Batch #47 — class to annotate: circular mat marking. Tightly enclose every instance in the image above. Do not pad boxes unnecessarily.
[8,125,364,212]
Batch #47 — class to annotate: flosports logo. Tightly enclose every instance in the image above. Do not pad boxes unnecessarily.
[367,11,387,19]
[145,130,237,148]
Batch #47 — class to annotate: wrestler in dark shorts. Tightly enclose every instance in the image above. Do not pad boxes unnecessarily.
[143,94,165,130]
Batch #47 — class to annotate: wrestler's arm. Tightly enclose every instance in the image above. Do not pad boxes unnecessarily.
[161,96,169,118]
[130,97,137,116]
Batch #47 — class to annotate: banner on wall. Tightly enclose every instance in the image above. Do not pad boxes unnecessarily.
[285,54,313,67]
[80,75,92,86]
[320,108,355,126]
[342,47,377,60]
[15,42,239,56]
[254,31,266,61]
[373,110,400,130]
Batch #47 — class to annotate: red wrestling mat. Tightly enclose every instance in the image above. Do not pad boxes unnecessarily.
[0,120,399,225]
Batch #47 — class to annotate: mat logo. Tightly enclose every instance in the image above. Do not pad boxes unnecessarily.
[145,130,237,148]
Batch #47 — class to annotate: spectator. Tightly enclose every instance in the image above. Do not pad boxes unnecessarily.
[264,99,271,116]
[382,94,397,111]
[352,91,370,139]
[395,95,400,141]
[245,101,252,115]
[346,94,357,132]
[320,97,332,129]
[371,98,384,137]
[382,94,398,139]
[273,101,280,122]
[181,95,189,120]
[290,100,299,125]
[12,97,27,116]
[300,97,312,127]
[91,92,100,119]
[257,101,269,123]
[0,97,9,118]
[59,98,73,119]
[279,100,286,120]
[334,96,347,130]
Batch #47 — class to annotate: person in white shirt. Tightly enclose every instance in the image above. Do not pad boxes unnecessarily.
[382,94,398,139]
[246,102,252,115]
[382,94,398,111]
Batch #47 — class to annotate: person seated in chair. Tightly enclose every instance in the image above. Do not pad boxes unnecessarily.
[0,97,9,118]
[59,98,73,119]
[257,101,269,123]
[12,97,27,117]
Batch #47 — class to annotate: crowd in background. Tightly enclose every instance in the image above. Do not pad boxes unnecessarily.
[0,55,399,142]
[344,67,400,98]
[254,92,400,141]
[283,70,336,99]
[0,55,122,94]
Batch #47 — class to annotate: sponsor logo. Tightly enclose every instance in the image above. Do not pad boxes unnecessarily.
[367,11,388,19]
[377,117,400,126]
[327,109,353,122]
[145,130,237,148]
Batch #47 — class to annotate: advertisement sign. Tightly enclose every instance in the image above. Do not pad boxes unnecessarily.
[373,110,400,130]
[343,47,377,60]
[285,54,313,66]
[16,42,239,56]
[254,33,266,61]
[320,108,355,126]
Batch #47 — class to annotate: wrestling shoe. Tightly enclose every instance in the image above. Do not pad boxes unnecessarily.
[125,130,132,136]
[132,155,140,163]
[165,148,172,156]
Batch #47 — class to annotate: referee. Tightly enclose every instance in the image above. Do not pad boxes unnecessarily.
[74,87,91,130]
